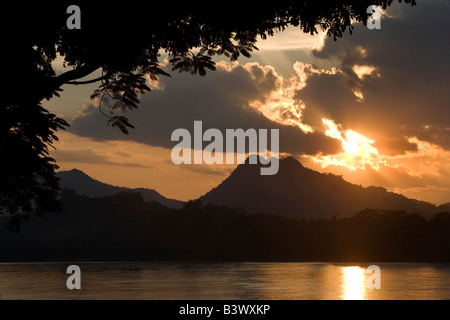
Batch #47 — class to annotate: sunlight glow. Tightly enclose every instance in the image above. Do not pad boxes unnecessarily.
[312,119,382,171]
[342,267,366,300]
[353,89,364,101]
[249,62,340,134]
[352,65,376,80]
[256,26,327,51]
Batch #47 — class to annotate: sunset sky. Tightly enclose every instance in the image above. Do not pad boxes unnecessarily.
[45,0,450,205]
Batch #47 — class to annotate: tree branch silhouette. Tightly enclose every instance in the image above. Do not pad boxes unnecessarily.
[67,76,106,85]
[2,0,416,230]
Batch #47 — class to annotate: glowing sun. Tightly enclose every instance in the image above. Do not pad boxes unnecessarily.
[311,119,382,170]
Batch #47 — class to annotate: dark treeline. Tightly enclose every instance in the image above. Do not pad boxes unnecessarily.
[1,189,449,262]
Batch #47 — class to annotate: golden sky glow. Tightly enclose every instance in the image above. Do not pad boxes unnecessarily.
[352,65,377,80]
[52,132,236,201]
[45,1,450,206]
[311,118,382,171]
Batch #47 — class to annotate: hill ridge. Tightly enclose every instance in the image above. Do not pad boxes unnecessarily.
[56,169,184,209]
[199,156,442,219]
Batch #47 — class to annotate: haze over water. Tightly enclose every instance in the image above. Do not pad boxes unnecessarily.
[1,262,450,300]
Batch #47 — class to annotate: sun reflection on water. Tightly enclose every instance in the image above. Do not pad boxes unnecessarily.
[342,266,366,300]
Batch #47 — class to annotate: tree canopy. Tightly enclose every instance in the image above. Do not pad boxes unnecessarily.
[2,190,449,262]
[1,0,416,230]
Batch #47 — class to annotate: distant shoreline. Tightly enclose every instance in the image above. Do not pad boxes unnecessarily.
[1,190,450,263]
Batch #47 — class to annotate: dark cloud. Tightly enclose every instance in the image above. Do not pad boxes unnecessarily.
[71,0,450,159]
[71,63,341,156]
[296,0,450,154]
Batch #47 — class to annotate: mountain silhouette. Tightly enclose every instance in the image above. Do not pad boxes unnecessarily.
[2,190,450,262]
[56,169,184,209]
[2,161,449,262]
[199,156,441,219]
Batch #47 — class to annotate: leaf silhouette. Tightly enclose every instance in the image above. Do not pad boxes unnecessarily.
[107,116,135,135]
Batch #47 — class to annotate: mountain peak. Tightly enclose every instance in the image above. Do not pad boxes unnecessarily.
[200,156,438,219]
[63,168,93,178]
[64,168,86,174]
[280,156,304,168]
[243,155,303,167]
[56,169,183,209]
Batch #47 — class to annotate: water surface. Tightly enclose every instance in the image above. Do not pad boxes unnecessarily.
[0,262,449,300]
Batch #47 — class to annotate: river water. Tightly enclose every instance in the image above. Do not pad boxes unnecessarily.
[0,262,449,300]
